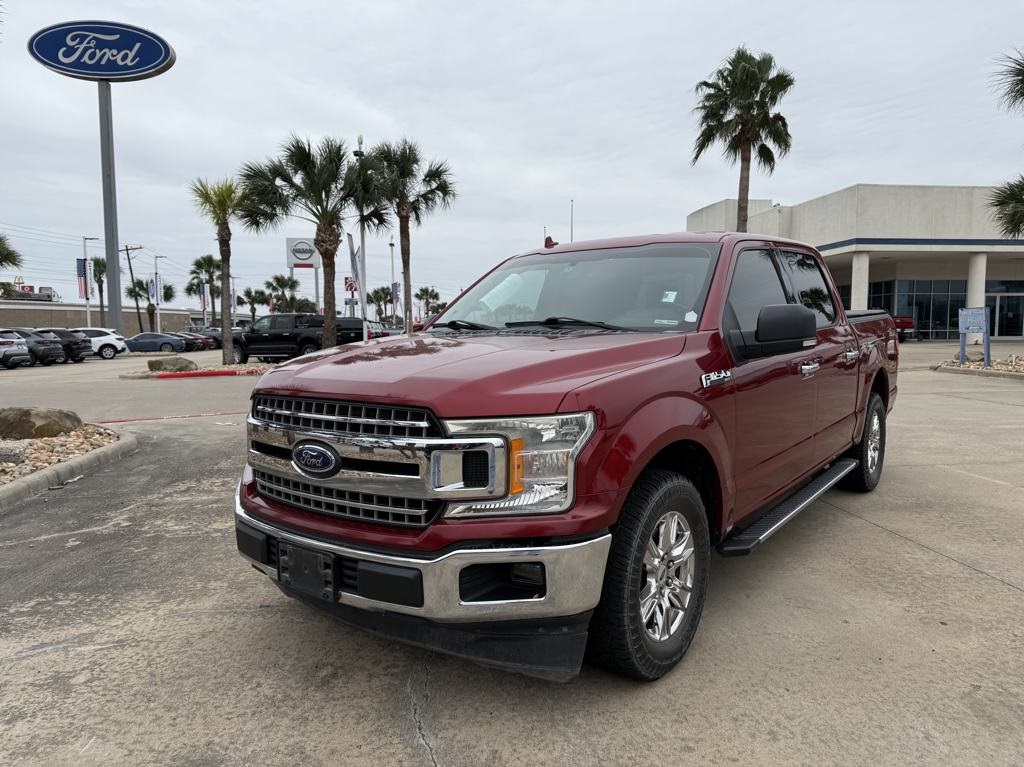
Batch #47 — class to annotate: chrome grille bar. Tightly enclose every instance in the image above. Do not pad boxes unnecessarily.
[251,395,436,439]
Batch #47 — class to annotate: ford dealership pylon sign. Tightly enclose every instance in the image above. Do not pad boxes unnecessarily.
[27,20,175,81]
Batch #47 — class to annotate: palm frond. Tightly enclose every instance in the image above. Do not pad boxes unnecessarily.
[988,176,1024,238]
[0,232,23,270]
[994,49,1024,113]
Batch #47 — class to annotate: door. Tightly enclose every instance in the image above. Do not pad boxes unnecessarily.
[725,248,818,519]
[996,295,1024,337]
[244,316,275,354]
[778,250,860,460]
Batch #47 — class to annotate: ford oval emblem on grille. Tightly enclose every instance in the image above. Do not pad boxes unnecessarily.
[292,442,340,477]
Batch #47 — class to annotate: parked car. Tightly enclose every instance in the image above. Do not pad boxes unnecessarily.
[176,331,216,350]
[235,232,898,682]
[0,329,32,369]
[36,328,93,363]
[8,328,65,366]
[162,332,204,352]
[125,332,187,353]
[231,314,383,363]
[71,327,128,360]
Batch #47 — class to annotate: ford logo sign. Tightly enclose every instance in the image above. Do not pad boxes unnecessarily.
[28,21,176,82]
[292,442,340,477]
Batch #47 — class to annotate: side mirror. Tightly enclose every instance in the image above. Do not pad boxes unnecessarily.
[734,304,817,359]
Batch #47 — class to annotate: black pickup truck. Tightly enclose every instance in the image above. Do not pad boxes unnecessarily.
[232,314,384,363]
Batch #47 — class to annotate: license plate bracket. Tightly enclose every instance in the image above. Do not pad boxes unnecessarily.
[279,543,335,602]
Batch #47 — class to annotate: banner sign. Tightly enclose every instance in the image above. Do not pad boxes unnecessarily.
[28,21,176,82]
[958,306,991,368]
[344,276,356,292]
[286,238,321,269]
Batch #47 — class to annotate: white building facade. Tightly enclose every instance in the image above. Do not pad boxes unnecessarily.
[687,185,1024,339]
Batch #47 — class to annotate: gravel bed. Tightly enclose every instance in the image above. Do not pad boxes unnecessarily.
[0,426,119,485]
[940,355,1024,373]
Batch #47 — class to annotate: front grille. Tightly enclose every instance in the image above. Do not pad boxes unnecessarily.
[251,395,437,439]
[254,469,442,527]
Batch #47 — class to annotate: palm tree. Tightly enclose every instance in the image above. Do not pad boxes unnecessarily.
[137,281,178,331]
[91,256,107,326]
[1,233,23,297]
[264,274,299,313]
[372,139,456,333]
[414,286,440,319]
[183,255,221,323]
[240,135,350,346]
[692,46,795,232]
[988,51,1024,237]
[367,286,392,320]
[191,178,245,364]
[237,287,269,322]
[124,279,148,333]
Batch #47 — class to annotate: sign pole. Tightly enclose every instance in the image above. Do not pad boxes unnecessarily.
[81,238,93,327]
[314,266,321,314]
[97,80,123,334]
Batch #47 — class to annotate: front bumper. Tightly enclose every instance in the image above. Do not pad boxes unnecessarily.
[235,499,611,623]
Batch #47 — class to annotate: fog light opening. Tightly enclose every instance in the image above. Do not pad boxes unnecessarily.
[459,562,548,602]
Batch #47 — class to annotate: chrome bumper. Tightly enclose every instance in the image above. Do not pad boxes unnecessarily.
[235,499,611,623]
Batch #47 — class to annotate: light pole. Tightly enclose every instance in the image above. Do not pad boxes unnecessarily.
[570,199,574,243]
[153,254,166,332]
[82,236,99,326]
[389,239,395,324]
[353,135,369,342]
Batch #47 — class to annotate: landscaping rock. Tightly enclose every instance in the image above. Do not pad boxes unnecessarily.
[0,440,28,464]
[0,408,84,439]
[147,356,199,373]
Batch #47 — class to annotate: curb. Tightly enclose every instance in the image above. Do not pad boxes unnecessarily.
[935,366,1024,382]
[0,430,139,514]
[153,368,265,379]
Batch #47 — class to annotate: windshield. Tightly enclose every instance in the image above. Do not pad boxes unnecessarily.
[437,243,721,332]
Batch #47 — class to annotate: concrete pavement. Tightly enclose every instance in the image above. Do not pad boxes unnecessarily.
[0,353,1022,765]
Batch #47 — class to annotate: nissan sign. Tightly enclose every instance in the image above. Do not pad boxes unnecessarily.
[27,21,176,82]
[286,238,322,269]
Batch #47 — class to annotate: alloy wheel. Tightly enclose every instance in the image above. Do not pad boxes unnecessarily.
[639,511,695,642]
[866,412,881,473]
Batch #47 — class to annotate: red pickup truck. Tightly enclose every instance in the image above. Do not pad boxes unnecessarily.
[235,233,897,681]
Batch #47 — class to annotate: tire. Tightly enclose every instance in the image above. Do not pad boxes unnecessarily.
[587,469,710,681]
[159,343,173,353]
[41,358,55,367]
[4,361,19,370]
[232,346,248,364]
[299,343,319,357]
[99,345,117,360]
[842,392,887,492]
[56,351,68,364]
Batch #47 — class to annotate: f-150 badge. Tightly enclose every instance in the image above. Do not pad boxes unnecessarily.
[701,370,732,388]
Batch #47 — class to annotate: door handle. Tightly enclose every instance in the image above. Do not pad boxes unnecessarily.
[800,362,820,376]
[842,350,859,363]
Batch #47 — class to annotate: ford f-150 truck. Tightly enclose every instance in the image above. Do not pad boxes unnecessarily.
[235,233,897,681]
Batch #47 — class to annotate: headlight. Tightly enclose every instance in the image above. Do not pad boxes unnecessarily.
[442,412,596,517]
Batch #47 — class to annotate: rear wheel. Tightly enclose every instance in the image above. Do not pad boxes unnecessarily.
[842,392,887,492]
[99,345,117,360]
[4,361,19,370]
[159,343,173,353]
[71,356,85,363]
[299,343,319,356]
[55,350,68,364]
[587,469,710,680]
[41,358,55,367]
[232,346,248,364]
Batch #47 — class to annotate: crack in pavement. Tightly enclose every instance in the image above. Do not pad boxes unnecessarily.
[821,499,1024,595]
[407,658,439,767]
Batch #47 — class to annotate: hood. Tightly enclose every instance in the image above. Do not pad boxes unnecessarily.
[255,331,687,417]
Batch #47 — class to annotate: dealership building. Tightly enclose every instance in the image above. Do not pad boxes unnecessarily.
[687,184,1024,339]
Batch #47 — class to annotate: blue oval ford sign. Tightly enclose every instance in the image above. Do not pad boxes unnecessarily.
[292,442,341,477]
[28,20,176,82]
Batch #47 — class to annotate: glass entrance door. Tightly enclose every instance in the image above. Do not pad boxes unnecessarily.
[990,294,1024,337]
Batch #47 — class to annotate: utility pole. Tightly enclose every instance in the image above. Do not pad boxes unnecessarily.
[353,135,369,342]
[82,236,99,326]
[389,239,395,324]
[123,244,144,333]
[153,254,166,333]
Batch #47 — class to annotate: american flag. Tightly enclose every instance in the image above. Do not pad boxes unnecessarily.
[76,258,88,299]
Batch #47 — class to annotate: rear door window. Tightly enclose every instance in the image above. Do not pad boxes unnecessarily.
[778,250,837,328]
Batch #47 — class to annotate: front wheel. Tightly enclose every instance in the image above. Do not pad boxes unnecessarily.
[71,356,85,363]
[299,343,319,357]
[842,392,887,492]
[587,470,710,681]
[159,343,173,353]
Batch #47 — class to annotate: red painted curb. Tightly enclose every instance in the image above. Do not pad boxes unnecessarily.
[153,369,265,379]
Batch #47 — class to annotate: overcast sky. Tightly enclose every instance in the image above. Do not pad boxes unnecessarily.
[2,0,1023,312]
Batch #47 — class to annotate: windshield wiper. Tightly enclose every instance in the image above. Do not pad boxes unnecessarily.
[441,319,496,330]
[505,316,628,331]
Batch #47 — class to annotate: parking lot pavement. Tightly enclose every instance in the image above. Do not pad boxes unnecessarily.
[1,369,1022,766]
[0,350,255,422]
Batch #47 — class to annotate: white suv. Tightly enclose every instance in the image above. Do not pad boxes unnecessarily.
[72,327,128,360]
